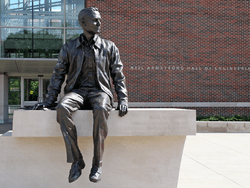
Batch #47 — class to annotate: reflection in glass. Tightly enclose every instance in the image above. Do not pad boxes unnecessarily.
[0,28,63,58]
[9,77,21,105]
[66,29,82,43]
[24,78,39,101]
[0,0,32,27]
[66,0,85,28]
[43,79,50,99]
[33,0,64,27]
[0,0,64,27]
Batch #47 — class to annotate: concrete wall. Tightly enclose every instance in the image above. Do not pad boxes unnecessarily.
[0,136,186,188]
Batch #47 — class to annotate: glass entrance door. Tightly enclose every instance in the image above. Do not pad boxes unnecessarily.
[24,78,39,104]
[21,77,50,107]
[40,79,50,103]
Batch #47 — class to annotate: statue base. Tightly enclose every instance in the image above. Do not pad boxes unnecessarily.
[0,108,196,188]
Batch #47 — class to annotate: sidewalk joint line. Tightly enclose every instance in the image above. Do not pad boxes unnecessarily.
[183,154,246,188]
[196,134,250,158]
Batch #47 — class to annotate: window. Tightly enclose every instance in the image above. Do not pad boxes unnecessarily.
[0,0,85,58]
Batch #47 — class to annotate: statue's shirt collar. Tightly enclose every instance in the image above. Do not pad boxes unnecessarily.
[76,34,101,49]
[81,34,97,45]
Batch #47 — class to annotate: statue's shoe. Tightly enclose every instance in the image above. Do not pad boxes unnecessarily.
[89,166,102,183]
[68,159,85,183]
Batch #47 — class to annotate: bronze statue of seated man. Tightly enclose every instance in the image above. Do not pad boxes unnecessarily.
[33,7,128,183]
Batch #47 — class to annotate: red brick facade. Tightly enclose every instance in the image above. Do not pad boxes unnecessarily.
[87,0,250,116]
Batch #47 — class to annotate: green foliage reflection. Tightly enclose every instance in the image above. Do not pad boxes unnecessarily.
[3,29,63,58]
[24,79,39,101]
[9,77,21,105]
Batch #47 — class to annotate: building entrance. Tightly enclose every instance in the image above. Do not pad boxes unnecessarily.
[7,76,50,122]
[21,77,50,107]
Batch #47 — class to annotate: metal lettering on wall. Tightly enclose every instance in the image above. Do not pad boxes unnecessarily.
[130,66,250,71]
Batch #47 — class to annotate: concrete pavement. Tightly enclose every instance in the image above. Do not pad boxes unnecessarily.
[178,133,250,188]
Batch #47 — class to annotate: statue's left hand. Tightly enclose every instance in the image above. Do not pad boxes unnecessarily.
[119,104,128,117]
[32,102,51,110]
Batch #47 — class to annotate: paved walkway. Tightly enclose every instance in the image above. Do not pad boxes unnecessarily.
[178,133,250,188]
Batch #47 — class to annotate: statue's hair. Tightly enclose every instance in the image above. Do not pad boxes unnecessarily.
[78,7,99,26]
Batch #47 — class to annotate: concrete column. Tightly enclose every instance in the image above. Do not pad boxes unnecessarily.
[38,77,43,102]
[21,77,24,108]
[0,73,9,123]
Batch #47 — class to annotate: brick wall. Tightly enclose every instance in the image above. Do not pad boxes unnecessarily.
[87,0,250,116]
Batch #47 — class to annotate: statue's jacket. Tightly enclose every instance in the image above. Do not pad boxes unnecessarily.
[45,35,128,107]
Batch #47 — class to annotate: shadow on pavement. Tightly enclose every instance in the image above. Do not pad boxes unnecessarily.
[0,122,13,134]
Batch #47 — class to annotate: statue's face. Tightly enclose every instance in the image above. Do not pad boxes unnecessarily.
[83,11,102,35]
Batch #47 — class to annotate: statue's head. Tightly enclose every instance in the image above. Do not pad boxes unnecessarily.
[78,7,101,35]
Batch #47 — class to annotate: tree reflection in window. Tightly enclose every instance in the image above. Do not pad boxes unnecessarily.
[3,29,63,58]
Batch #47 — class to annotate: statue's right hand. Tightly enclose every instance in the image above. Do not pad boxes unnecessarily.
[32,102,50,110]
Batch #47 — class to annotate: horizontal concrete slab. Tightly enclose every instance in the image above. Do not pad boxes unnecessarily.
[13,108,196,137]
[128,102,250,107]
[196,121,250,133]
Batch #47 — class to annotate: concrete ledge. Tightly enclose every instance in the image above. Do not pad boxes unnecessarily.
[13,108,196,137]
[128,102,250,107]
[208,121,227,132]
[245,122,250,132]
[196,121,208,132]
[197,121,250,133]
[227,122,245,132]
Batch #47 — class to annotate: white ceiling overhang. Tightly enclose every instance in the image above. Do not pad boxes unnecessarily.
[0,58,57,76]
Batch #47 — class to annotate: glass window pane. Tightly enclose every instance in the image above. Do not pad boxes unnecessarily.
[43,79,50,99]
[9,77,21,105]
[0,28,63,58]
[66,0,85,28]
[66,29,82,43]
[24,79,39,102]
[0,0,64,27]
[0,0,32,27]
[33,28,63,58]
[33,0,64,27]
